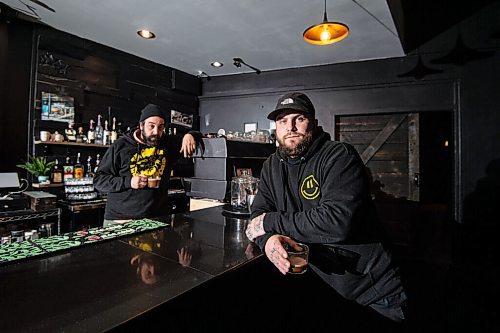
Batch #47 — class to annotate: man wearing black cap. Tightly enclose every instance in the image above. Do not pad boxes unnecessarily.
[94,104,200,224]
[245,92,407,324]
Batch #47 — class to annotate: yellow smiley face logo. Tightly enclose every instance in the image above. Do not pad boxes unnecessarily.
[300,175,320,200]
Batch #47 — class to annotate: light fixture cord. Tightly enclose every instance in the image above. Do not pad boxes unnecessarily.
[351,0,398,38]
[323,0,328,22]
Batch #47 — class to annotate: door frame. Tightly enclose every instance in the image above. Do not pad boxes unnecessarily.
[330,80,461,223]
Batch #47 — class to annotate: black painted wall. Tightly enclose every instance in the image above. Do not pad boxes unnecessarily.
[0,14,35,174]
[199,2,500,224]
[0,6,201,176]
[1,2,499,225]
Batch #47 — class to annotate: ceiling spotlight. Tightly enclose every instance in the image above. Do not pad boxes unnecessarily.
[197,70,212,81]
[232,58,261,74]
[303,0,349,45]
[137,29,156,39]
[211,61,223,68]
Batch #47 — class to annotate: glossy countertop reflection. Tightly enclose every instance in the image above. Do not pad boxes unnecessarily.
[0,206,261,332]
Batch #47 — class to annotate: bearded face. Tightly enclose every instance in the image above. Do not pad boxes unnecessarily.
[278,130,314,157]
[141,128,160,146]
[139,116,165,146]
[275,113,315,158]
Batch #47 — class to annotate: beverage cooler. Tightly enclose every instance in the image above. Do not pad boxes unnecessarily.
[183,138,275,202]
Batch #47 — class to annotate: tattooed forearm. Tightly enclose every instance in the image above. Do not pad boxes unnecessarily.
[253,215,264,232]
[245,213,266,241]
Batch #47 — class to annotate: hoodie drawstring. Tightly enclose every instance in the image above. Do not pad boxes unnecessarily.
[297,156,306,211]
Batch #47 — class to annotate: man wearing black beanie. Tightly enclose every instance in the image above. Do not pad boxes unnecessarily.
[94,104,201,224]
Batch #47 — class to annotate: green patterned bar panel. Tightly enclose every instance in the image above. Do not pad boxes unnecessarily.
[0,219,168,265]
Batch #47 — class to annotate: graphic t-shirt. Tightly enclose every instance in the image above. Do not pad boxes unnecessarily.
[94,131,184,220]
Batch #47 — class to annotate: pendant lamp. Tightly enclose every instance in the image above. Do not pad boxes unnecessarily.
[303,0,349,45]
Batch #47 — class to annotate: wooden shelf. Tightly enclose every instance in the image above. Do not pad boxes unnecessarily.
[32,183,64,188]
[34,141,110,148]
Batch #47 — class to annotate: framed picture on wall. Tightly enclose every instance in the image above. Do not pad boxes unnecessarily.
[244,122,258,133]
[236,168,252,176]
[41,92,75,123]
[171,110,193,128]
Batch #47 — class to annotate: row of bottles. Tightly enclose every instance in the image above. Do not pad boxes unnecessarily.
[51,153,101,183]
[65,111,122,145]
[1,222,55,244]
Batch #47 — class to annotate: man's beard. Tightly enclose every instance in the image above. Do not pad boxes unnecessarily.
[278,130,314,158]
[141,129,160,146]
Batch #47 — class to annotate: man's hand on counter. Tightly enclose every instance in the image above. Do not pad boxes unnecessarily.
[245,213,266,242]
[180,133,197,158]
[265,235,292,275]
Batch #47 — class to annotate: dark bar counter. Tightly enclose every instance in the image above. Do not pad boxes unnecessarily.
[0,206,261,332]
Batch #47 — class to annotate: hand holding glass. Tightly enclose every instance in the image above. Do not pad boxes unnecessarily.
[285,242,309,274]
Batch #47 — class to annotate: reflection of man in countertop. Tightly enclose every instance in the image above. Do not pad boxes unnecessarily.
[130,248,192,285]
[128,228,201,285]
[94,104,201,225]
[246,92,407,324]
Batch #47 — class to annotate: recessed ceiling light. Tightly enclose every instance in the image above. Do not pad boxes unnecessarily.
[211,61,223,68]
[137,29,156,39]
[197,71,212,80]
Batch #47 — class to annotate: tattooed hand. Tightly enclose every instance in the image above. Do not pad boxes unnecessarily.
[245,213,266,242]
[264,235,300,275]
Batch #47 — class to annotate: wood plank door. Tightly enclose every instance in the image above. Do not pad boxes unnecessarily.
[335,113,419,201]
[335,112,453,263]
[335,113,420,252]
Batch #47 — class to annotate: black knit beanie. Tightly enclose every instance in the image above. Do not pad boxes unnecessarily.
[139,104,166,122]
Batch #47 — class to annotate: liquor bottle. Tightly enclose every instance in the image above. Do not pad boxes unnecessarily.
[63,156,74,181]
[95,114,103,145]
[76,127,86,143]
[94,154,101,174]
[87,119,95,144]
[117,121,124,138]
[85,156,93,177]
[110,117,118,143]
[103,120,110,145]
[65,123,77,142]
[51,159,63,184]
[73,153,84,179]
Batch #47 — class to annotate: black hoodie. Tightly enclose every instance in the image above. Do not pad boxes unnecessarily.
[251,128,403,306]
[94,130,195,220]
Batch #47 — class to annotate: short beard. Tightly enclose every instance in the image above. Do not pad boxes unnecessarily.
[141,129,159,146]
[278,130,314,158]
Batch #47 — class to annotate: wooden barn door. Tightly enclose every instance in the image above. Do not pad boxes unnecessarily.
[336,113,419,201]
[335,112,453,262]
[335,113,420,251]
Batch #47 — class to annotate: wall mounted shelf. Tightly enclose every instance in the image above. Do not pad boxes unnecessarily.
[32,183,64,188]
[34,141,111,148]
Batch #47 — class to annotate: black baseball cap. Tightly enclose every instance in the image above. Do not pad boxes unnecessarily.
[139,104,166,122]
[267,92,315,121]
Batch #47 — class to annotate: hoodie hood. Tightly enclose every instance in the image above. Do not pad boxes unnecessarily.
[123,130,138,145]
